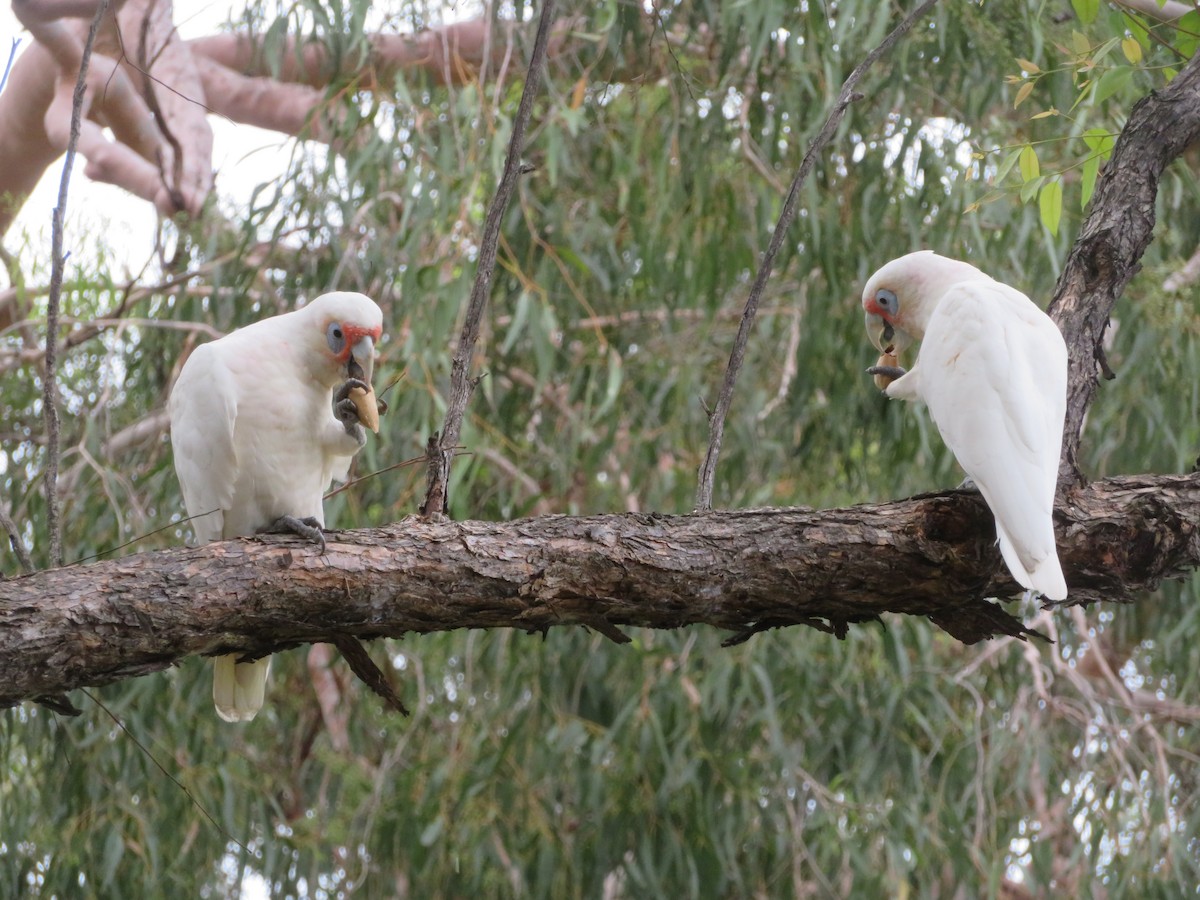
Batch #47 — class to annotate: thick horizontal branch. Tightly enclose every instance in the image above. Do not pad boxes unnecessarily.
[3,472,1198,708]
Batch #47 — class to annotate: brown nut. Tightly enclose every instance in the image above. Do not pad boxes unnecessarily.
[349,385,380,433]
[873,350,899,391]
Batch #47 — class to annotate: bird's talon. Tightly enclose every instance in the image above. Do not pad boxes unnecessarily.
[334,378,371,404]
[263,514,326,552]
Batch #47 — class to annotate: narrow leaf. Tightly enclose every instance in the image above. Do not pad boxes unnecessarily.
[1014,81,1036,109]
[1072,0,1100,25]
[1175,12,1200,57]
[994,148,1022,185]
[1017,58,1041,74]
[1039,180,1063,236]
[1081,127,1115,158]
[1091,36,1121,64]
[1020,175,1045,205]
[1094,66,1133,103]
[1121,37,1143,64]
[1030,108,1059,120]
[1081,153,1101,209]
[1121,14,1151,50]
[1018,144,1040,182]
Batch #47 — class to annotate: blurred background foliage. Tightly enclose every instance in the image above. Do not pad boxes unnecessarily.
[2,0,1200,896]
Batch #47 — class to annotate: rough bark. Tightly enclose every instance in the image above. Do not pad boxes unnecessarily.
[3,472,1199,708]
[1048,52,1200,483]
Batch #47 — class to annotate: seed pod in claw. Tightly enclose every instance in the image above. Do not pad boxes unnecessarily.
[350,385,380,432]
[873,348,899,391]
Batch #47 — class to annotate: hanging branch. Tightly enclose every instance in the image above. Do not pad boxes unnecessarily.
[42,0,112,567]
[421,0,557,518]
[694,0,940,512]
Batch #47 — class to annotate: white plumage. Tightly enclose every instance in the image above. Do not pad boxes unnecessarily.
[862,251,1068,600]
[169,292,383,721]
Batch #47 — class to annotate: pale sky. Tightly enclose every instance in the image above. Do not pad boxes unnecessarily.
[1,3,318,279]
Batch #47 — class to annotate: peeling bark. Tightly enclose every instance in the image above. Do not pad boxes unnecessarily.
[3,472,1199,708]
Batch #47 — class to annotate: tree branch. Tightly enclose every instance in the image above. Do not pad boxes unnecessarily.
[42,0,109,568]
[421,0,556,517]
[1049,51,1200,483]
[4,472,1200,709]
[694,0,940,511]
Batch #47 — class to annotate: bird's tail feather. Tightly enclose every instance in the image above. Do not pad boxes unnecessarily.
[213,655,271,722]
[997,529,1067,601]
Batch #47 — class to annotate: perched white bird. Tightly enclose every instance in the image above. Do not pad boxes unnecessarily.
[861,251,1068,600]
[169,292,384,721]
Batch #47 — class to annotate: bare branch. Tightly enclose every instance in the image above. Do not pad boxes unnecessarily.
[43,0,111,568]
[421,0,557,518]
[694,0,940,511]
[186,17,520,89]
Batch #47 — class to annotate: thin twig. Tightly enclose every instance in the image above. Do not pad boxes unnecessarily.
[694,0,940,511]
[0,502,34,574]
[83,689,251,855]
[421,0,557,518]
[72,508,219,565]
[132,7,186,211]
[323,454,428,501]
[44,1,112,567]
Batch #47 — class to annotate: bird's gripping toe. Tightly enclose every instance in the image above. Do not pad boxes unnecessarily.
[334,378,373,438]
[262,514,327,552]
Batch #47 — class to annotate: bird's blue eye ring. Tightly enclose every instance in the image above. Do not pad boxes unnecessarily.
[876,288,897,311]
[326,322,346,353]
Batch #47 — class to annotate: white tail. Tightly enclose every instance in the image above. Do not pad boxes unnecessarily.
[212,655,272,722]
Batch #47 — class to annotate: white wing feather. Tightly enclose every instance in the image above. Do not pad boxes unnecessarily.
[169,342,267,722]
[916,280,1068,599]
[167,342,238,543]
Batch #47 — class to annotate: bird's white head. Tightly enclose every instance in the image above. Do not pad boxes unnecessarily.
[861,250,989,352]
[299,291,384,388]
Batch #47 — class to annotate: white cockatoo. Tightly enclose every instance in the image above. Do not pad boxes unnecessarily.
[861,251,1068,600]
[168,292,384,721]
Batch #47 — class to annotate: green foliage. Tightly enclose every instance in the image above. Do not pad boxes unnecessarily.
[3,0,1200,896]
[972,1,1200,232]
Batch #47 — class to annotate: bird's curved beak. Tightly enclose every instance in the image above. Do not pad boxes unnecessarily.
[864,312,912,355]
[346,335,375,386]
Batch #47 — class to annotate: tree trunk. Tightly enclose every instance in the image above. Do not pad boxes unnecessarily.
[1049,52,1200,481]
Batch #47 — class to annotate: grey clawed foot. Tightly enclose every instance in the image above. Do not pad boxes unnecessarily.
[262,514,327,552]
[334,378,371,404]
[334,378,371,438]
[866,364,907,380]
